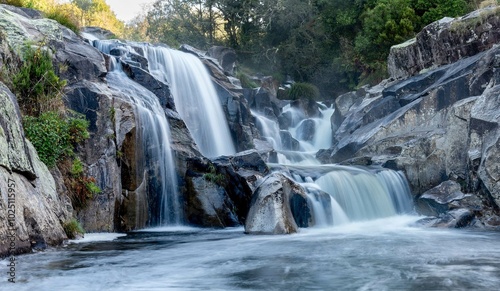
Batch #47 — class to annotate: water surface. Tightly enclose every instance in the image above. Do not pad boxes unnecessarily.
[5,217,500,290]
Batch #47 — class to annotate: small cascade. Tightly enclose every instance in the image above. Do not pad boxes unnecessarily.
[284,165,414,226]
[252,110,282,150]
[258,98,414,227]
[93,40,182,226]
[143,46,236,158]
[315,167,413,223]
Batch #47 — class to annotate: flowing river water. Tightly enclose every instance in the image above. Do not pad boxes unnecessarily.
[5,217,500,290]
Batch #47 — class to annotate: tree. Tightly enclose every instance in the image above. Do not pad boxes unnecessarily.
[71,0,92,26]
[146,0,223,48]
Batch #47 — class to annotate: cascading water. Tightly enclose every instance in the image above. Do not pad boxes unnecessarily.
[142,46,236,158]
[93,40,182,226]
[257,100,414,226]
[92,40,236,157]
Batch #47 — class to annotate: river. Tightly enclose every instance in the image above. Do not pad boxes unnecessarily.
[6,216,500,290]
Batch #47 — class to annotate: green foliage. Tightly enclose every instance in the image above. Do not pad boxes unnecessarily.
[45,9,80,33]
[0,0,25,7]
[23,112,89,168]
[236,72,259,88]
[413,0,470,28]
[67,115,90,144]
[356,0,417,64]
[289,82,320,101]
[203,164,225,185]
[127,0,478,95]
[71,158,84,176]
[63,218,85,239]
[13,44,66,116]
[85,181,102,195]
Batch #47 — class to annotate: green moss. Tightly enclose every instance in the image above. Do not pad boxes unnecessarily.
[85,181,101,195]
[71,158,84,176]
[63,218,85,239]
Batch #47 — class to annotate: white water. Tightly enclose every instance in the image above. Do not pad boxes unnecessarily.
[254,101,414,225]
[90,40,236,158]
[8,223,500,290]
[143,46,236,158]
[91,41,182,225]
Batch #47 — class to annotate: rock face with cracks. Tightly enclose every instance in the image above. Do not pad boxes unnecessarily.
[245,173,309,234]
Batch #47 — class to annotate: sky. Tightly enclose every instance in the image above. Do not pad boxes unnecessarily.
[105,0,156,22]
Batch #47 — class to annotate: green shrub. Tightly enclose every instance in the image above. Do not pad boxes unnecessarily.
[203,164,226,185]
[288,82,320,101]
[45,10,79,34]
[71,158,84,176]
[85,181,101,195]
[0,0,25,7]
[23,112,89,168]
[13,44,67,116]
[63,218,85,239]
[236,72,259,88]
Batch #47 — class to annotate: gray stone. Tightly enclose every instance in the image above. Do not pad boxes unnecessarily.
[245,173,303,234]
[388,7,500,79]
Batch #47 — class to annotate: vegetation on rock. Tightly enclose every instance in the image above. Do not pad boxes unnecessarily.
[63,218,85,239]
[13,44,66,116]
[0,0,124,36]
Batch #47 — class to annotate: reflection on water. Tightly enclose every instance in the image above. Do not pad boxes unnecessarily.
[5,217,500,290]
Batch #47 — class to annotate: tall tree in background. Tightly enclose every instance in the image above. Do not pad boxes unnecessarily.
[71,0,92,26]
[146,0,222,48]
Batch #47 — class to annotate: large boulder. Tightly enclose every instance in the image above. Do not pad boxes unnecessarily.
[388,8,500,79]
[245,173,307,234]
[183,150,269,227]
[207,46,237,75]
[0,83,71,257]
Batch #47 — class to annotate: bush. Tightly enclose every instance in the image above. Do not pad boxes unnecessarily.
[0,0,25,7]
[236,72,259,88]
[23,112,90,168]
[63,218,85,239]
[288,82,320,101]
[203,164,225,185]
[71,158,84,176]
[13,44,66,116]
[45,9,79,33]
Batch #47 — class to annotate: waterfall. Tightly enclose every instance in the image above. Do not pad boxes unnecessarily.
[93,40,182,226]
[142,46,236,158]
[258,99,414,227]
[315,167,413,223]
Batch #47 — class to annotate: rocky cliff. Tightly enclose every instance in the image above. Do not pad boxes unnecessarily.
[0,3,263,256]
[319,8,500,228]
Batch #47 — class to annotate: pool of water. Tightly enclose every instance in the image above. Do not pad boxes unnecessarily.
[4,216,500,290]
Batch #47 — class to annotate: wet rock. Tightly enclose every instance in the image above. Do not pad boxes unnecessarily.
[280,131,300,151]
[290,99,321,118]
[416,208,476,228]
[207,46,237,75]
[296,119,316,142]
[416,180,469,216]
[245,173,304,234]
